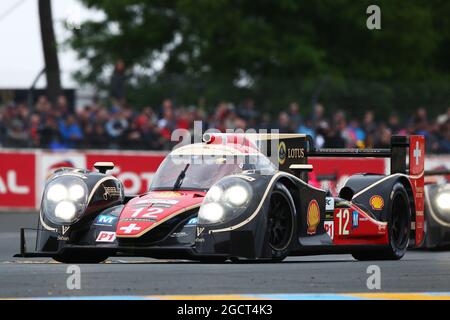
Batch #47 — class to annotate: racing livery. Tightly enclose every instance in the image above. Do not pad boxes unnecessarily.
[17,134,425,263]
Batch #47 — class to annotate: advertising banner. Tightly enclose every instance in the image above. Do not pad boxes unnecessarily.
[0,152,36,209]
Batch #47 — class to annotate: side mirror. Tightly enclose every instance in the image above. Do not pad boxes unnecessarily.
[94,162,115,174]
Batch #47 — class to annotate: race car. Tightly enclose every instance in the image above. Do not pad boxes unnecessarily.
[17,133,425,263]
[422,169,450,248]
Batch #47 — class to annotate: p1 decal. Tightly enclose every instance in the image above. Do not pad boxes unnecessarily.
[96,231,116,242]
[369,195,384,210]
[307,200,320,235]
[324,221,334,239]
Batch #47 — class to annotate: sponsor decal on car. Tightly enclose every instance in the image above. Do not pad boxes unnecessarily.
[352,211,359,228]
[96,231,116,242]
[369,195,384,210]
[307,199,321,235]
[61,225,70,235]
[324,221,334,239]
[197,227,205,236]
[137,199,179,205]
[187,217,198,225]
[278,142,287,165]
[121,217,157,222]
[95,215,117,225]
[102,186,121,200]
[170,232,188,238]
[325,197,335,211]
[378,224,387,233]
[325,212,334,220]
[287,147,305,159]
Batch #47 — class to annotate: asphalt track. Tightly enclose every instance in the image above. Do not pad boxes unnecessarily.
[1,212,450,299]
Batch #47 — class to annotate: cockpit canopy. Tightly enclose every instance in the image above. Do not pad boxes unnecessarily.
[149,143,275,191]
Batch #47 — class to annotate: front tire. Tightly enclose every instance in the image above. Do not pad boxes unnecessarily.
[266,183,295,262]
[352,183,411,261]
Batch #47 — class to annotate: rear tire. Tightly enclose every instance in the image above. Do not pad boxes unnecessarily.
[352,183,411,261]
[266,183,295,262]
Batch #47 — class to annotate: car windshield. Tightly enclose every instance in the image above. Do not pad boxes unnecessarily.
[150,152,275,191]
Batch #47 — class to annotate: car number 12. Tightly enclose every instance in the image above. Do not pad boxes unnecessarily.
[130,207,164,218]
[335,209,350,235]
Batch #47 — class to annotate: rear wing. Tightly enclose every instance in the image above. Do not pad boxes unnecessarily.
[425,169,450,176]
[307,135,421,175]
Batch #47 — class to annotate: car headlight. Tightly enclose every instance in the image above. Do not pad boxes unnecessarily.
[199,203,225,223]
[198,178,252,225]
[224,185,249,206]
[436,192,450,212]
[42,176,88,225]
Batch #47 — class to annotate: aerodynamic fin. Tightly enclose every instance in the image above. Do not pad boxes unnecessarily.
[408,135,425,245]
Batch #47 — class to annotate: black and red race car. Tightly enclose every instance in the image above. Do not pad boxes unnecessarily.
[17,134,425,263]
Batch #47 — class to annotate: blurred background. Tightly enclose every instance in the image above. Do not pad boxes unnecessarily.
[0,0,449,152]
[0,0,449,209]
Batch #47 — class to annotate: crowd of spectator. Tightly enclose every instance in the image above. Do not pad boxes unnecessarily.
[0,95,449,154]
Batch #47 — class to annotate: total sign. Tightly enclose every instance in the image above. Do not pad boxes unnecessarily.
[86,153,166,195]
[0,152,36,209]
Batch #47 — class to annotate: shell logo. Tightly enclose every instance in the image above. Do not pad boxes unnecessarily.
[370,195,384,210]
[307,199,321,235]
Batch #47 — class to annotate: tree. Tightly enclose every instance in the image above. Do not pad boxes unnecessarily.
[39,0,61,103]
[68,1,450,114]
